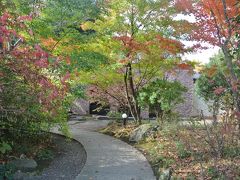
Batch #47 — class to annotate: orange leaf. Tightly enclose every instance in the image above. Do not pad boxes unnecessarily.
[178,63,191,70]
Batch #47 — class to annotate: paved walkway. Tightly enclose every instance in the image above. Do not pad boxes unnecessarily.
[67,120,156,180]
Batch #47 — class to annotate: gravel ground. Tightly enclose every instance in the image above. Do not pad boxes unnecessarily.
[27,134,87,180]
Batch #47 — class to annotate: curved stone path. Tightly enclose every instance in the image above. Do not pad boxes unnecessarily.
[67,120,156,180]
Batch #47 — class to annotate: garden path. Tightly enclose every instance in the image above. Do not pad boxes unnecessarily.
[66,120,156,180]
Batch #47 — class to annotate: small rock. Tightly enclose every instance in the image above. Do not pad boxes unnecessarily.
[13,170,36,180]
[20,154,27,159]
[9,158,37,171]
[158,168,172,180]
[13,170,26,180]
[129,124,152,142]
[152,125,160,131]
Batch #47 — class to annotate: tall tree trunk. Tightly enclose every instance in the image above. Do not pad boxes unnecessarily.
[155,105,164,125]
[124,63,141,124]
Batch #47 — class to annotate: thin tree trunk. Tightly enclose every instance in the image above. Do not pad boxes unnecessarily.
[222,46,240,130]
[124,66,136,122]
[124,63,141,124]
[127,63,141,124]
[220,0,240,130]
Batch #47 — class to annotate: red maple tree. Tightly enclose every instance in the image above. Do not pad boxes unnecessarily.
[176,0,240,125]
[0,12,69,115]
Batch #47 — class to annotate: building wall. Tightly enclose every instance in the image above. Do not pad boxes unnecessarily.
[168,69,195,117]
[72,70,212,118]
[192,85,212,117]
[168,70,212,117]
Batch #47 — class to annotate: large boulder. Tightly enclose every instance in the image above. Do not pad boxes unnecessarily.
[145,125,160,137]
[129,124,152,142]
[9,158,37,172]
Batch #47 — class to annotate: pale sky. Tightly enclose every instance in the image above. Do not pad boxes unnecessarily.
[182,44,220,64]
[175,14,220,64]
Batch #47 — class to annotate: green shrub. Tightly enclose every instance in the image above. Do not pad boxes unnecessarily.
[159,157,175,168]
[138,79,187,124]
[37,149,54,161]
[0,164,16,180]
[223,146,240,158]
[175,141,191,159]
[206,166,226,179]
[15,143,33,155]
[0,141,12,154]
[186,173,196,180]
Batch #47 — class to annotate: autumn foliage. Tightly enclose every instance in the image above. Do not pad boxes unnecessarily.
[0,12,69,114]
[176,0,240,46]
[177,0,240,126]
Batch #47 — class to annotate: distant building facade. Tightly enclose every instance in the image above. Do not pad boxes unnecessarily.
[71,69,212,118]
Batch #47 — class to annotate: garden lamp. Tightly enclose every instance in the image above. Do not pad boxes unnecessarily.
[122,113,128,126]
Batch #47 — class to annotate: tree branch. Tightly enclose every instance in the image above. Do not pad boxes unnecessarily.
[221,0,233,44]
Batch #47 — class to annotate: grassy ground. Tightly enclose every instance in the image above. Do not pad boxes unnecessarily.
[99,120,240,179]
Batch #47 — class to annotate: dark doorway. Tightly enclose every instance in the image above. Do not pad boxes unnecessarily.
[90,102,110,115]
[149,105,157,118]
[149,112,156,118]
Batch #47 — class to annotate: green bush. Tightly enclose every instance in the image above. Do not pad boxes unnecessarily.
[175,141,191,159]
[0,141,12,154]
[37,149,54,161]
[207,166,226,179]
[138,79,187,123]
[158,156,175,168]
[0,164,16,180]
[223,146,240,158]
[185,173,197,180]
